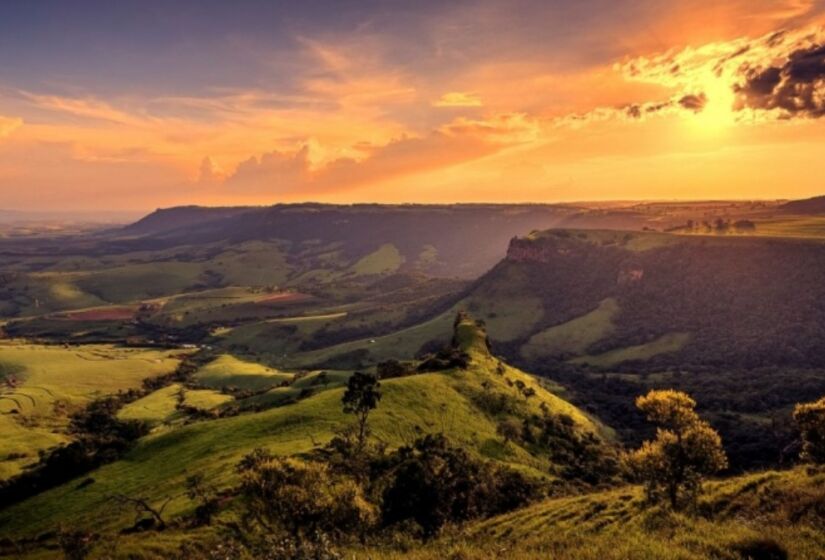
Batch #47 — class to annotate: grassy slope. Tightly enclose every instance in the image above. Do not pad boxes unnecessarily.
[3,241,296,318]
[193,354,293,391]
[118,384,185,426]
[737,215,825,240]
[183,389,233,411]
[0,320,605,538]
[0,343,183,478]
[287,308,458,367]
[351,244,404,275]
[521,298,618,360]
[571,333,691,368]
[358,467,825,559]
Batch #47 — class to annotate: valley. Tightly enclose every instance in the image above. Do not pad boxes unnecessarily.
[1,200,825,558]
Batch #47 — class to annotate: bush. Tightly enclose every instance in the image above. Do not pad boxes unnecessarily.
[380,434,541,538]
[237,450,377,539]
[793,396,825,463]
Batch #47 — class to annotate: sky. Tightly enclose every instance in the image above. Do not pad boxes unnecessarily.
[1,0,825,211]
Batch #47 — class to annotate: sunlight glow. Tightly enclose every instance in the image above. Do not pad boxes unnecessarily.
[686,73,737,137]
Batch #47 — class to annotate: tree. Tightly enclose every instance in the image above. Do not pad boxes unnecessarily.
[793,396,825,463]
[625,390,727,509]
[342,372,381,452]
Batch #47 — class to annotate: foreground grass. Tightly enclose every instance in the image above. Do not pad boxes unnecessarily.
[353,467,825,560]
[8,467,822,559]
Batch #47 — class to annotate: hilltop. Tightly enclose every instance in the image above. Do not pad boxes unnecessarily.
[781,195,825,215]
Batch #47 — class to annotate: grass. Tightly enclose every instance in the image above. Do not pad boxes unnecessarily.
[747,215,825,240]
[183,389,233,411]
[3,241,297,319]
[13,463,824,559]
[521,298,618,360]
[118,384,185,426]
[0,342,183,478]
[75,262,206,302]
[526,230,677,252]
[350,467,825,560]
[351,244,404,275]
[571,333,690,368]
[193,355,293,391]
[0,320,606,538]
[287,307,458,368]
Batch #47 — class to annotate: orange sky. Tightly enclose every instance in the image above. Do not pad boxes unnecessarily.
[1,0,824,211]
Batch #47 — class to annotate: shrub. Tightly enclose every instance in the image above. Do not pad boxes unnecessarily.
[237,451,377,539]
[793,396,825,463]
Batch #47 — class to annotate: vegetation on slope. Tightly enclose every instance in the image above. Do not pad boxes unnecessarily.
[0,316,611,548]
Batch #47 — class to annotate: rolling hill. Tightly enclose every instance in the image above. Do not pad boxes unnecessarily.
[0,317,613,553]
[780,194,825,215]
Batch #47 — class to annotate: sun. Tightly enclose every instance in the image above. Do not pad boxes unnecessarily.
[686,73,737,137]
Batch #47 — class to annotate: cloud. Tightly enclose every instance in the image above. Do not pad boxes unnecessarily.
[222,113,538,195]
[227,147,311,192]
[735,42,825,116]
[197,156,226,183]
[617,23,825,122]
[678,93,709,112]
[433,91,483,107]
[19,92,152,126]
[0,116,23,138]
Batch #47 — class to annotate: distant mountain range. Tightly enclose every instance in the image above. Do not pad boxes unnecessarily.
[113,203,654,278]
[0,209,143,224]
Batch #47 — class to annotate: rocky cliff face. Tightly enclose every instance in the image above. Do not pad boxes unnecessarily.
[506,236,577,263]
[505,233,645,286]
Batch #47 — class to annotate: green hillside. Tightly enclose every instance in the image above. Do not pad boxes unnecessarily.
[0,317,609,547]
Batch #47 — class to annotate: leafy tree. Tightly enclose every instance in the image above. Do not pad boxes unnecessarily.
[625,390,727,509]
[236,450,376,540]
[793,396,825,463]
[342,372,381,452]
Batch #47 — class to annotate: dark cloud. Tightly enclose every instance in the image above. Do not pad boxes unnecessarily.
[735,43,825,117]
[626,105,642,119]
[678,93,708,112]
[624,97,696,120]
